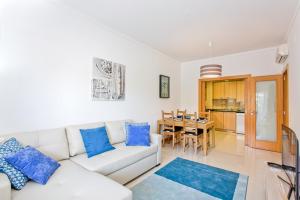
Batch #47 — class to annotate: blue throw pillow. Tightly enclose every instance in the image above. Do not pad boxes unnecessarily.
[126,124,150,146]
[0,138,28,190]
[4,146,60,185]
[80,127,115,158]
[125,122,149,143]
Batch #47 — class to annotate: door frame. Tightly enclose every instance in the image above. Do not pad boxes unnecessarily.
[283,66,289,126]
[198,74,251,146]
[249,75,283,152]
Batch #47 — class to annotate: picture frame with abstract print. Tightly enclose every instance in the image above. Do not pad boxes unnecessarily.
[159,75,170,98]
[92,57,125,101]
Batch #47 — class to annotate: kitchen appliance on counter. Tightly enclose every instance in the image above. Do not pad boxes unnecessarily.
[236,113,245,134]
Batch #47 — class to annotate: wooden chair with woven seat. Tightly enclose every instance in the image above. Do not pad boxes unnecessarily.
[199,111,215,148]
[182,112,203,154]
[176,109,187,143]
[198,111,211,121]
[161,111,182,148]
[176,109,186,120]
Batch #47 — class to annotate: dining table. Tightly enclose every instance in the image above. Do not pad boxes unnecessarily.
[157,119,215,156]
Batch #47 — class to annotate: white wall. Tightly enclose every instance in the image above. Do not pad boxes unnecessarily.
[180,47,284,112]
[0,0,181,134]
[287,4,300,137]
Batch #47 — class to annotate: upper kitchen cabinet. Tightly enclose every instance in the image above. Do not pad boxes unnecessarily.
[213,81,237,99]
[224,81,237,99]
[236,80,245,102]
[205,81,213,108]
[213,81,225,99]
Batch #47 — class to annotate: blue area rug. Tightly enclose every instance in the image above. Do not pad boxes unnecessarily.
[132,157,248,200]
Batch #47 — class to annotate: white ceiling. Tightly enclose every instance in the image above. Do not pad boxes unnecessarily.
[61,0,299,61]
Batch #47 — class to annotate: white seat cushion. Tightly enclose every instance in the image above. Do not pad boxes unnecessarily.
[11,160,132,200]
[71,143,158,175]
[105,120,128,144]
[66,122,105,156]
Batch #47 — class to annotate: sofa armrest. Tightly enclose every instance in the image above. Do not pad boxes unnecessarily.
[150,133,162,165]
[0,173,11,200]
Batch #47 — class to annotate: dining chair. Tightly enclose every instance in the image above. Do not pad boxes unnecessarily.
[198,111,211,121]
[161,111,181,148]
[199,111,214,148]
[182,112,203,153]
[176,109,186,120]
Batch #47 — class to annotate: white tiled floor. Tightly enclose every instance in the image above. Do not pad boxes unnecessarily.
[126,131,281,200]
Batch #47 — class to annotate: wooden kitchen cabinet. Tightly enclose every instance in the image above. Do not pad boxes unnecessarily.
[211,111,236,131]
[236,80,245,102]
[224,81,237,99]
[223,112,236,131]
[213,82,225,99]
[211,112,224,129]
[213,81,237,99]
[205,81,213,108]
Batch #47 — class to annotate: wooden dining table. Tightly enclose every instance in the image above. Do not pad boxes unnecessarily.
[157,119,215,156]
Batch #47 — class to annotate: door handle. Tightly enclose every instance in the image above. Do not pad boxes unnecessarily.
[250,111,256,116]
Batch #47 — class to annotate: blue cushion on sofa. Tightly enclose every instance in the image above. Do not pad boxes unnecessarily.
[125,124,150,146]
[80,127,115,158]
[4,146,60,185]
[0,138,28,190]
[125,122,149,143]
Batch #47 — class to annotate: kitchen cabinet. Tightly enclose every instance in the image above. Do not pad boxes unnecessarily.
[213,81,237,99]
[224,81,237,99]
[213,82,225,99]
[211,112,224,129]
[211,111,236,131]
[205,81,213,108]
[236,80,245,102]
[223,112,236,131]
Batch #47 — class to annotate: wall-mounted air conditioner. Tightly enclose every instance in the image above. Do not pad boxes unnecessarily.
[276,44,288,64]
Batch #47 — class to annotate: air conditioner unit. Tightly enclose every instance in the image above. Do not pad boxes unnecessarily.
[276,44,288,64]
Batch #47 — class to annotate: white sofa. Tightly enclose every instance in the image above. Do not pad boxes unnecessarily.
[0,120,162,200]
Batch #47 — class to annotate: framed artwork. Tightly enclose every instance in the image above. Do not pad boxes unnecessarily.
[92,57,125,101]
[159,75,170,98]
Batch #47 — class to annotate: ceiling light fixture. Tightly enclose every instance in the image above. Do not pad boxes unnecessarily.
[200,64,222,78]
[200,41,222,78]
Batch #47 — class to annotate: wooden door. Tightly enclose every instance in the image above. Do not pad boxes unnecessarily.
[224,81,237,99]
[223,112,236,131]
[250,75,283,152]
[283,69,289,126]
[211,112,224,129]
[236,80,245,103]
[213,82,225,99]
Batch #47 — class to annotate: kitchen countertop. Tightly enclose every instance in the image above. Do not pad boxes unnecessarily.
[206,109,245,113]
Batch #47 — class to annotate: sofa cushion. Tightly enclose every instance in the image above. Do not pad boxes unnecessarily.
[80,127,115,158]
[11,160,132,200]
[126,124,150,146]
[105,120,129,144]
[124,122,148,143]
[66,122,105,156]
[0,138,28,190]
[70,142,158,176]
[0,128,69,161]
[5,146,60,185]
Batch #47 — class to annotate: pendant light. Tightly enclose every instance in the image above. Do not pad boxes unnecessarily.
[200,42,222,78]
[200,64,222,78]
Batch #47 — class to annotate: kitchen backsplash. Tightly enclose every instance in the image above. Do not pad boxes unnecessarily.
[209,99,244,110]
